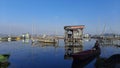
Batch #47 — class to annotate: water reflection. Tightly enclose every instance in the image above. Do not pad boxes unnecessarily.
[0,39,120,68]
[65,40,83,46]
[22,39,30,44]
[0,54,10,68]
[95,54,120,68]
[83,38,91,42]
[64,46,83,60]
[99,39,120,46]
[64,40,83,60]
[31,41,59,48]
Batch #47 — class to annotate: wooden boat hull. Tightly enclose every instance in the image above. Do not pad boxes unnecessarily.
[72,54,98,68]
[38,39,57,43]
[72,47,100,60]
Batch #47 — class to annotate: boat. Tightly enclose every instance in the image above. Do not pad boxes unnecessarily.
[38,38,58,43]
[71,41,101,68]
[40,39,57,43]
[72,41,101,60]
[37,34,58,43]
[72,54,99,68]
[72,47,100,60]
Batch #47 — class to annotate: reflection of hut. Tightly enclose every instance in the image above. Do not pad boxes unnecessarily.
[66,40,83,46]
[65,46,83,54]
[64,25,85,44]
[64,45,83,60]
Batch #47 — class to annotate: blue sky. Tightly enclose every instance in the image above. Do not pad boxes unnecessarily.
[0,0,120,35]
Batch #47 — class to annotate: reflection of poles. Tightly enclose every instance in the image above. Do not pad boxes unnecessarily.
[31,45,35,65]
[53,42,59,56]
[54,46,57,56]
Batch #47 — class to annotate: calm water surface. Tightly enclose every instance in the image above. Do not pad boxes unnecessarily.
[0,39,120,68]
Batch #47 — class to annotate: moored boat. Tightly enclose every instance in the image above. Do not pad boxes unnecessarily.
[38,38,58,43]
[72,41,101,60]
[72,47,100,60]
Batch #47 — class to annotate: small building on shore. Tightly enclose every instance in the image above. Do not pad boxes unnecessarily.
[64,25,85,43]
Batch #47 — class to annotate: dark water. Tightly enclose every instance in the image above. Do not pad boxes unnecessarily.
[0,39,120,68]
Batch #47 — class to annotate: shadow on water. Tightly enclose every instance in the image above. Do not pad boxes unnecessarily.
[72,54,100,68]
[0,54,10,68]
[95,54,120,68]
[31,41,59,48]
[98,39,120,48]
